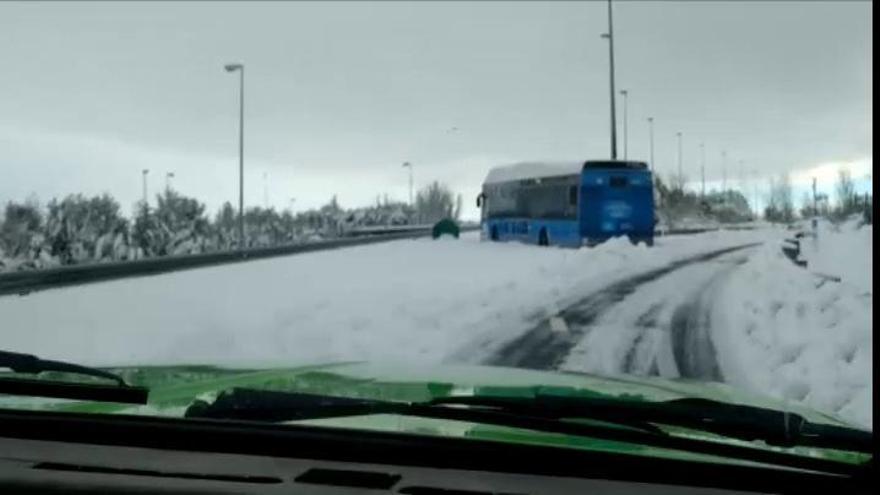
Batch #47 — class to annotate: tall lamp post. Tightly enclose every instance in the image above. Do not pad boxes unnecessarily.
[676,132,683,191]
[700,142,706,199]
[263,172,269,209]
[721,150,728,196]
[600,0,618,159]
[647,117,655,171]
[402,161,414,207]
[141,169,149,207]
[620,89,629,159]
[224,62,245,249]
[402,162,415,223]
[165,172,175,193]
[752,169,759,220]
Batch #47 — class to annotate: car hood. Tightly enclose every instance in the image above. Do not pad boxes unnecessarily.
[3,361,868,466]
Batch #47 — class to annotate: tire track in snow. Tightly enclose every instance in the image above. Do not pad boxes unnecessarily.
[668,256,748,381]
[485,243,760,370]
[621,303,665,376]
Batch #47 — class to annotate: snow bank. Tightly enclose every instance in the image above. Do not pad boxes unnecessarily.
[799,219,872,293]
[484,161,583,184]
[1,230,764,372]
[713,241,873,429]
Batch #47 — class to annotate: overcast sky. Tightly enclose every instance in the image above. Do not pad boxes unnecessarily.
[0,1,872,219]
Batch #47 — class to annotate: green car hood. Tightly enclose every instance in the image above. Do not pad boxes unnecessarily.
[0,361,869,467]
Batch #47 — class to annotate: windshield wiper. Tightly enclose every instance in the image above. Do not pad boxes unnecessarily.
[0,350,148,405]
[184,388,870,477]
[428,395,873,454]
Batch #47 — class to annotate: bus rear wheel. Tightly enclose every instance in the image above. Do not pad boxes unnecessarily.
[490,226,499,241]
[538,229,549,246]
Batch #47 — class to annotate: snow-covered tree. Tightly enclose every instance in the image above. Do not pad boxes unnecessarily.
[414,182,459,224]
[44,194,129,264]
[799,191,816,219]
[152,190,211,255]
[834,168,858,217]
[130,203,161,258]
[212,201,239,250]
[764,173,794,223]
[0,198,43,258]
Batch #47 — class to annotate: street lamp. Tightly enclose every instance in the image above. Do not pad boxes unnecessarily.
[165,172,175,193]
[402,162,414,207]
[619,89,629,159]
[600,0,618,160]
[647,117,654,172]
[224,62,245,249]
[676,132,683,190]
[700,142,706,199]
[721,150,728,194]
[263,172,269,209]
[752,169,759,220]
[141,169,149,206]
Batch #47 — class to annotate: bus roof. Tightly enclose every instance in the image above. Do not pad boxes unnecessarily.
[484,161,583,184]
[484,160,649,184]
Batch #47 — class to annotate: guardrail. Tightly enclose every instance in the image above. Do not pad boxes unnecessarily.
[0,227,482,297]
[655,224,759,236]
[781,237,808,267]
[343,224,435,237]
[0,224,727,297]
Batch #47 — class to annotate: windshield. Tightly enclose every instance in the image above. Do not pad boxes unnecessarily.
[0,0,872,461]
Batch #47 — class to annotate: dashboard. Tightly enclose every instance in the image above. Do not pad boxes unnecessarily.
[1,437,764,495]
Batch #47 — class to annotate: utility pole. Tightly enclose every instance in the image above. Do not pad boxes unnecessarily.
[601,0,618,159]
[165,172,174,193]
[647,117,655,171]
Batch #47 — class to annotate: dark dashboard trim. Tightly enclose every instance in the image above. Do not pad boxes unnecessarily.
[0,409,869,494]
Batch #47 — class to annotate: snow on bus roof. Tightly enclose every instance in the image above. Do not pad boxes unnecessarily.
[484,161,584,184]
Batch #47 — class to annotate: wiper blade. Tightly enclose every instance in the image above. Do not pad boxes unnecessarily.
[1,350,127,385]
[184,388,867,477]
[184,387,659,433]
[430,395,873,454]
[0,350,148,405]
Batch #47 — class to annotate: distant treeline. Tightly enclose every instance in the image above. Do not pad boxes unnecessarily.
[0,181,462,272]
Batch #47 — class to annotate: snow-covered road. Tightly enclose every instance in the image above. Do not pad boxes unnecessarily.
[484,243,759,374]
[558,247,756,381]
[0,225,872,429]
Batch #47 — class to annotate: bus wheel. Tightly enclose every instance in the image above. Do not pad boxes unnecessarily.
[538,229,549,246]
[490,226,499,241]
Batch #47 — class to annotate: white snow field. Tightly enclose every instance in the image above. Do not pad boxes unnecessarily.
[799,217,872,293]
[0,225,871,429]
[713,223,873,429]
[2,230,760,369]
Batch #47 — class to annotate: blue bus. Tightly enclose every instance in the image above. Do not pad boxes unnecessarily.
[477,160,655,247]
